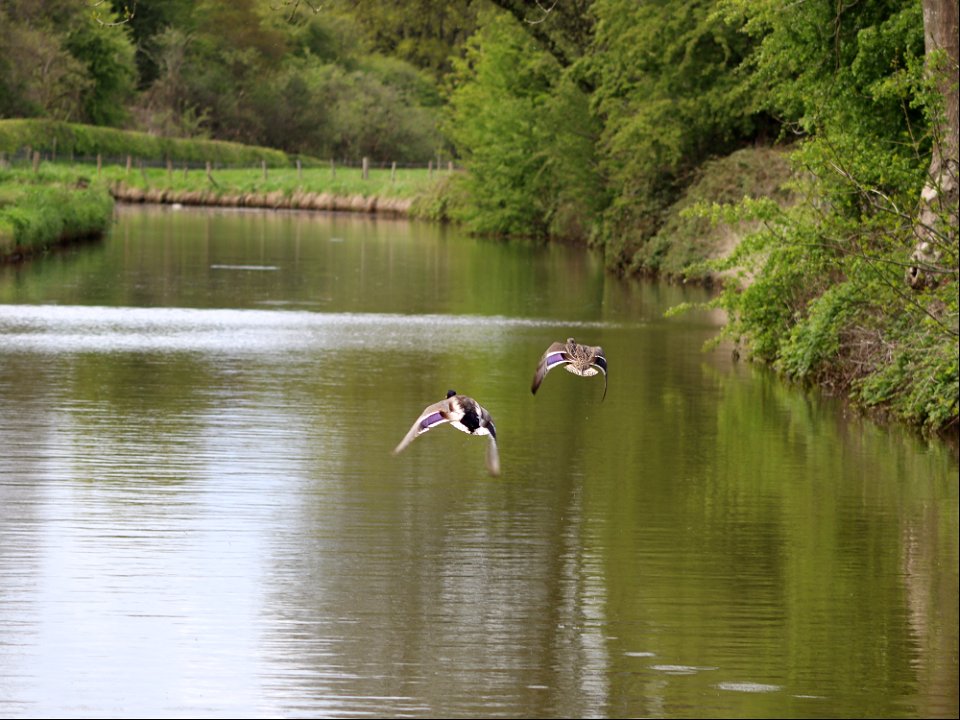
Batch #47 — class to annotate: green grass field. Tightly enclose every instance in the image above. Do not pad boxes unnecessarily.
[102,162,444,199]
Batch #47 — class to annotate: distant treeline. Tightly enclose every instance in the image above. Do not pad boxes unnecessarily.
[0,1,450,163]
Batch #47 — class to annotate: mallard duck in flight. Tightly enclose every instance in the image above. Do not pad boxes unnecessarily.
[394,390,501,476]
[531,337,608,401]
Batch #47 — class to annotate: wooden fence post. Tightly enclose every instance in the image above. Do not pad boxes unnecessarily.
[32,151,40,173]
[51,137,57,162]
[448,161,454,172]
[362,156,369,180]
[206,160,213,184]
[167,157,173,183]
[126,155,132,174]
[262,159,268,181]
[297,158,302,181]
[391,161,396,183]
[428,159,433,179]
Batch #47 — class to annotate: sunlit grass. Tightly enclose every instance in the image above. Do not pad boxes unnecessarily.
[98,161,446,199]
[0,165,114,257]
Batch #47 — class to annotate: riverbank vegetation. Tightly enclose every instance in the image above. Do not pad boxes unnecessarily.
[0,167,114,260]
[0,158,442,258]
[445,0,958,436]
[1,0,956,435]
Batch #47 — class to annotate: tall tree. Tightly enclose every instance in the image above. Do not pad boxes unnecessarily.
[908,0,959,288]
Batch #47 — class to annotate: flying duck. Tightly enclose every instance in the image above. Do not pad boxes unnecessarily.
[394,390,501,476]
[531,337,608,400]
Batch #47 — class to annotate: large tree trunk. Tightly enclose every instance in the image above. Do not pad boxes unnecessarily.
[908,0,959,288]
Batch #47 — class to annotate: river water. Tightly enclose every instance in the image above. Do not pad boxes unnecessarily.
[0,205,956,718]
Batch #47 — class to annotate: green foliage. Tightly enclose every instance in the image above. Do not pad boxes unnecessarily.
[0,4,90,121]
[338,0,479,77]
[856,320,960,431]
[589,0,768,268]
[0,0,138,125]
[446,12,604,238]
[106,0,194,88]
[313,64,441,161]
[0,169,114,256]
[63,8,138,126]
[630,146,794,279]
[777,282,860,378]
[407,171,470,222]
[698,0,959,433]
[2,0,445,163]
[136,1,445,161]
[722,0,926,142]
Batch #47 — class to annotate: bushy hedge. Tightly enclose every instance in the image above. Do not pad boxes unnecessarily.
[0,119,292,167]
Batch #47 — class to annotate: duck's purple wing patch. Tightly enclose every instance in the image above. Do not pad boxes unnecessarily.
[419,411,446,430]
[545,352,568,368]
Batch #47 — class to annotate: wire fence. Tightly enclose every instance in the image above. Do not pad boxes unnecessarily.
[0,146,459,174]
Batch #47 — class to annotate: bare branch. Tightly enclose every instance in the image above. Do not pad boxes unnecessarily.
[526,0,559,25]
[89,0,136,26]
[269,0,324,23]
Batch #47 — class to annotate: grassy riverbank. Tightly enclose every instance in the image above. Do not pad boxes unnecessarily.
[1,119,448,257]
[0,167,114,261]
[0,159,447,261]
[105,162,445,215]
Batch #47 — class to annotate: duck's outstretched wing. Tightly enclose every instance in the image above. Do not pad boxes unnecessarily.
[394,398,452,454]
[531,341,569,395]
[591,347,609,401]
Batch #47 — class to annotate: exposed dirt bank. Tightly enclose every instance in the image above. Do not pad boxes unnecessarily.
[109,182,414,215]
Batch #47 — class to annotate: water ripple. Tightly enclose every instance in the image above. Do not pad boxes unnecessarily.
[0,304,628,355]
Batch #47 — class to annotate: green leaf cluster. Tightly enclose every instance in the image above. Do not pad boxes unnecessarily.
[0,0,137,126]
[445,11,605,238]
[588,0,766,267]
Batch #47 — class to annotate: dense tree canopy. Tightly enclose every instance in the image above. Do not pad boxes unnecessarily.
[0,0,445,161]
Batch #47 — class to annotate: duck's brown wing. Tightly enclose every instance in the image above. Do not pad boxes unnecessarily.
[531,341,570,395]
[393,398,453,454]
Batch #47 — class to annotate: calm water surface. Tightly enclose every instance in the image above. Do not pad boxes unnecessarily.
[0,205,957,718]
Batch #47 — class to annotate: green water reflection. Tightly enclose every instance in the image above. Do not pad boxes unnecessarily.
[0,205,956,718]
